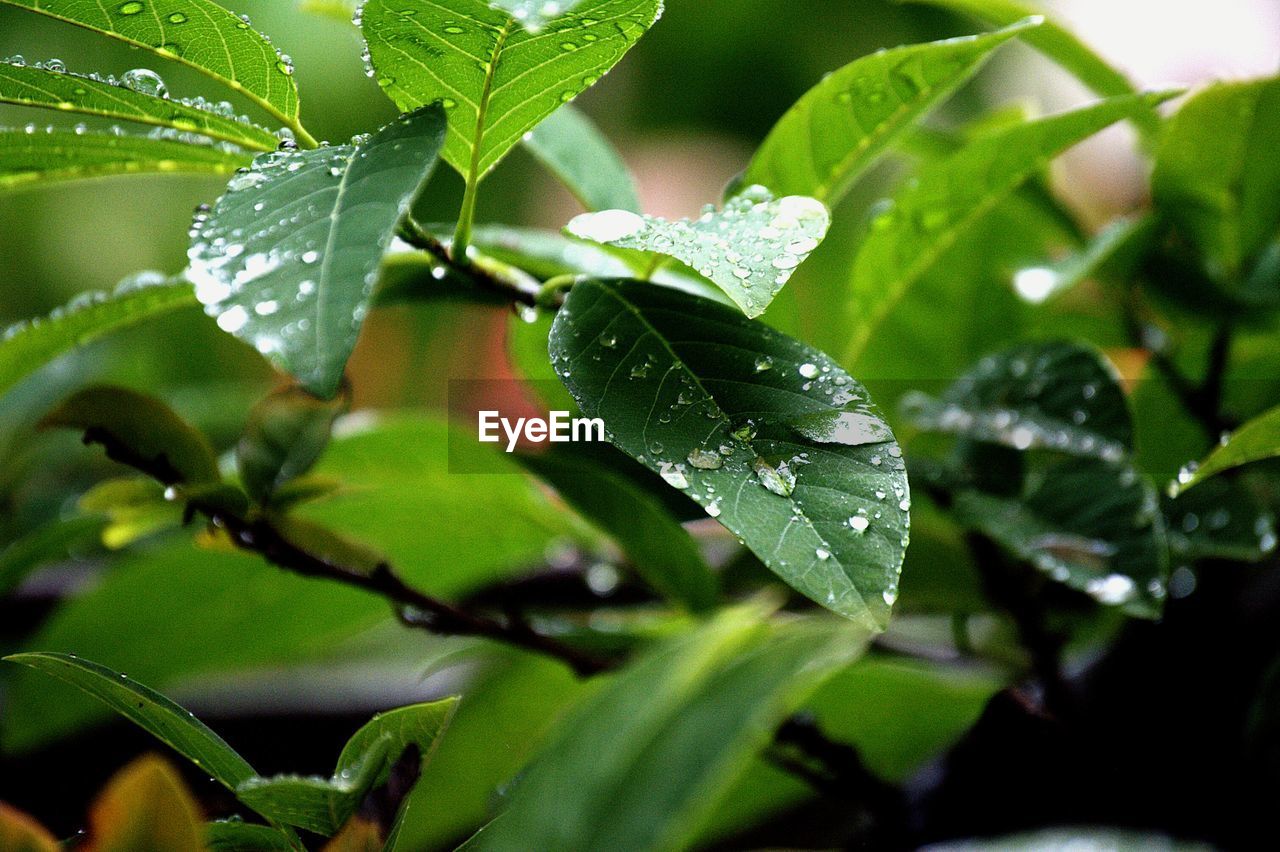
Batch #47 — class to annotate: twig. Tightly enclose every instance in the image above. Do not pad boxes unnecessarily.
[397,218,542,307]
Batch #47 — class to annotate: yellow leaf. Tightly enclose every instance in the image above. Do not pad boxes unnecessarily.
[322,816,384,852]
[88,755,206,852]
[0,802,59,852]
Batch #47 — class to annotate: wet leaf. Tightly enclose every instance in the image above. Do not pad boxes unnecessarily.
[40,385,221,486]
[901,341,1132,462]
[0,274,194,400]
[206,821,295,852]
[949,457,1168,618]
[1172,403,1280,495]
[1152,76,1280,282]
[0,60,279,151]
[843,92,1173,363]
[477,606,868,852]
[550,279,909,628]
[362,0,662,182]
[237,699,457,836]
[566,186,829,317]
[0,128,249,191]
[0,0,302,123]
[189,105,447,398]
[743,20,1035,203]
[1,653,257,790]
[525,104,640,212]
[87,755,206,852]
[1010,214,1157,305]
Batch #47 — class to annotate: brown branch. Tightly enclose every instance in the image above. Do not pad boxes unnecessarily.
[397,218,541,308]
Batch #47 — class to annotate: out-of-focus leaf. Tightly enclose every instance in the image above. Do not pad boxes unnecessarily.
[949,457,1168,618]
[298,0,357,24]
[1,653,257,790]
[0,61,279,151]
[477,606,869,852]
[189,105,446,398]
[40,385,221,486]
[901,342,1132,462]
[237,386,346,503]
[1010,215,1157,305]
[237,699,457,836]
[1164,477,1277,563]
[0,803,57,852]
[2,416,589,750]
[79,477,182,550]
[899,0,1158,137]
[525,105,640,212]
[1173,403,1280,495]
[362,0,662,182]
[87,755,206,852]
[551,280,910,628]
[521,451,719,611]
[389,655,587,851]
[0,274,194,400]
[0,515,102,596]
[566,186,829,317]
[844,92,1173,363]
[744,21,1035,203]
[206,821,295,852]
[0,0,302,123]
[0,128,248,190]
[1152,76,1280,283]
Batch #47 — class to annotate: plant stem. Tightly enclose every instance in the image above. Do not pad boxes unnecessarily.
[452,178,480,266]
[398,218,543,307]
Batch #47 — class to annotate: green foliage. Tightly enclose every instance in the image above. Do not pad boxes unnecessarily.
[1,1,1274,848]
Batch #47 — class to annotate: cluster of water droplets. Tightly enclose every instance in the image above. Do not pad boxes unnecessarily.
[105,3,294,76]
[565,185,830,317]
[2,270,172,343]
[187,142,368,356]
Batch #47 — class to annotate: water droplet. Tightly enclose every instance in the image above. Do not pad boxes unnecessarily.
[167,11,187,24]
[850,515,869,533]
[798,363,819,379]
[754,356,773,373]
[659,463,689,490]
[121,68,168,98]
[118,1,144,15]
[567,209,645,242]
[687,449,723,470]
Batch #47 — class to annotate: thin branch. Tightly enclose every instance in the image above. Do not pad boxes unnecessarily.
[397,219,543,308]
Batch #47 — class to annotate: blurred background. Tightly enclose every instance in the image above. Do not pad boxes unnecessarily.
[2,0,1279,846]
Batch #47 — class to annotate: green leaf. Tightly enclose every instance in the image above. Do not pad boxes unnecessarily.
[0,274,194,400]
[524,104,640,212]
[0,127,249,190]
[1,652,257,790]
[237,385,346,503]
[901,341,1132,462]
[40,385,221,486]
[550,279,909,628]
[743,20,1035,204]
[1010,214,1157,304]
[899,0,1158,137]
[843,92,1172,363]
[207,821,295,852]
[566,186,829,317]
[0,516,103,597]
[477,607,868,852]
[1164,477,1278,563]
[189,105,447,398]
[361,0,662,182]
[236,699,457,836]
[1173,403,1280,494]
[0,0,303,125]
[0,60,279,151]
[1152,76,1280,282]
[521,451,719,612]
[949,457,1168,618]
